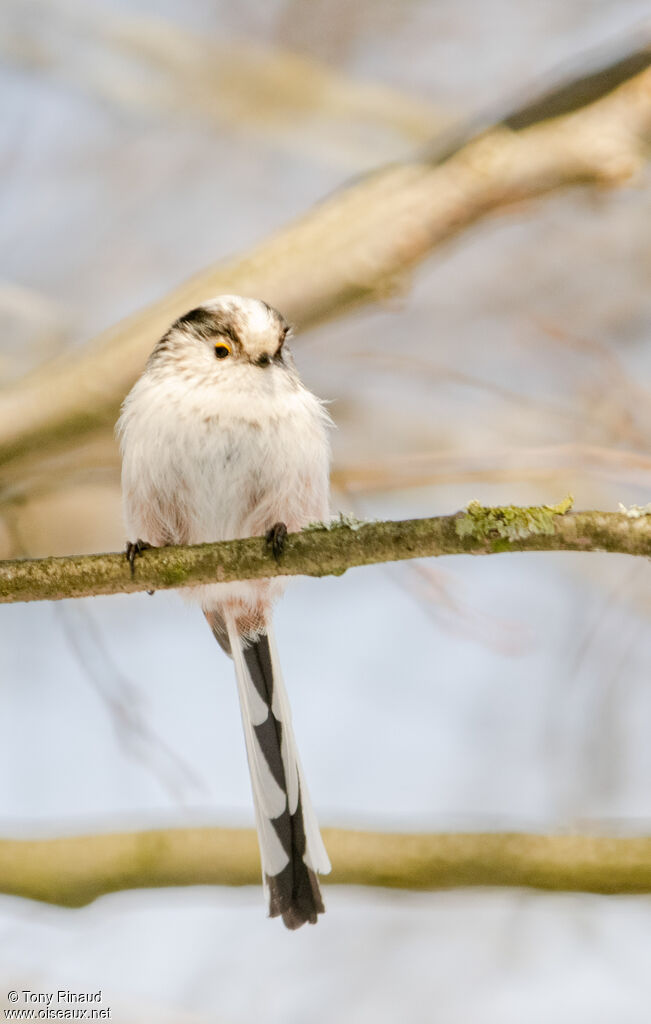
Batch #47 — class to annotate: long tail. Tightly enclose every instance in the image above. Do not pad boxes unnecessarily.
[218,613,330,929]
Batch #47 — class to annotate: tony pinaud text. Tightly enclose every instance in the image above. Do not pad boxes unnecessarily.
[5,991,110,1019]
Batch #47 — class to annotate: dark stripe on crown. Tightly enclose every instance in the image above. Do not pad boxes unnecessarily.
[174,306,241,345]
[174,306,218,335]
[260,299,289,335]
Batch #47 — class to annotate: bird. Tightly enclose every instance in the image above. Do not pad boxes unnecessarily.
[117,295,332,928]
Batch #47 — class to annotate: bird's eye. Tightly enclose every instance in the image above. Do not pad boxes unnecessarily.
[214,342,231,360]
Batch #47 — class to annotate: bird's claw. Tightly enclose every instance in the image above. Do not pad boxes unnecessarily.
[125,539,153,577]
[266,522,288,560]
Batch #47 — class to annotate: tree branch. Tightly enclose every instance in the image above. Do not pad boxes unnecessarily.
[0,506,649,604]
[0,41,649,485]
[3,825,651,908]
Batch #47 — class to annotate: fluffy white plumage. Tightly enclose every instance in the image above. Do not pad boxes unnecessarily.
[117,295,332,927]
[118,295,331,612]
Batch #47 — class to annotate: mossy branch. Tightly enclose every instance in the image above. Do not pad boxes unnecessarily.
[3,825,651,908]
[0,504,649,604]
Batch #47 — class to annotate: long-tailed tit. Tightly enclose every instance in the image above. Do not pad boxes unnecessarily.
[117,295,332,928]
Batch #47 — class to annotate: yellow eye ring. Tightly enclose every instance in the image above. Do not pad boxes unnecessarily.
[214,342,232,360]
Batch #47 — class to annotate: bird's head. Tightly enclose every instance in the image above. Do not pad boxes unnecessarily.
[149,295,293,379]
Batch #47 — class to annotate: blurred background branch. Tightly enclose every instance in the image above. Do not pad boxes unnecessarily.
[4,824,651,907]
[0,37,649,559]
[0,0,451,169]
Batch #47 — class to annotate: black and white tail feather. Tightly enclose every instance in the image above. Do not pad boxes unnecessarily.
[221,614,330,929]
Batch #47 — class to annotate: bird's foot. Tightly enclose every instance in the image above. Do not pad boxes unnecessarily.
[266,522,288,560]
[125,539,153,577]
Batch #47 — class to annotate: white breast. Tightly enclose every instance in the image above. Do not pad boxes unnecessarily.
[118,363,331,553]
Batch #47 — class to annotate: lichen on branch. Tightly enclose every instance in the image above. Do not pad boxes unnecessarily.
[456,495,574,544]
